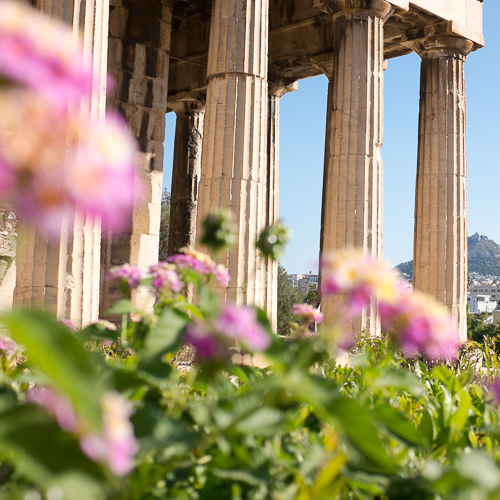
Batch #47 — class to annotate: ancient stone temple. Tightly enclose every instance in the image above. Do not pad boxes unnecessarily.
[0,0,484,341]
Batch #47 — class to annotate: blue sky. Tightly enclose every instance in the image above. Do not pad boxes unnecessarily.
[164,2,499,274]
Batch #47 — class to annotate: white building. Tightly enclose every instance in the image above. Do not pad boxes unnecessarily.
[468,294,498,314]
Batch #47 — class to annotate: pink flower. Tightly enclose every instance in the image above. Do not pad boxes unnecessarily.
[381,290,459,360]
[167,248,230,285]
[0,1,93,105]
[214,303,270,351]
[291,303,323,325]
[59,319,77,332]
[27,387,79,432]
[149,262,183,294]
[184,323,225,361]
[79,392,138,476]
[106,264,142,289]
[0,90,137,235]
[0,335,18,358]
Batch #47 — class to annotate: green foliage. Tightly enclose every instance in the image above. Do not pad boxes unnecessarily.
[395,261,413,279]
[303,284,318,306]
[468,258,500,276]
[256,223,292,261]
[276,264,302,336]
[158,188,170,262]
[467,310,500,343]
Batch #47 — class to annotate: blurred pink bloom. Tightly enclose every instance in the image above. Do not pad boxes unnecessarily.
[27,387,79,432]
[106,264,142,289]
[380,290,459,360]
[490,381,500,405]
[291,303,323,325]
[79,392,138,476]
[60,319,77,332]
[0,335,18,358]
[167,247,230,285]
[0,90,136,235]
[0,1,93,105]
[214,303,270,351]
[184,323,225,361]
[150,262,183,294]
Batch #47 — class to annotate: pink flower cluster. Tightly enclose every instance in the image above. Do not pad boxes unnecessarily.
[0,1,137,235]
[0,1,93,105]
[185,303,271,361]
[150,262,183,295]
[291,303,324,326]
[321,249,459,359]
[0,335,18,359]
[167,248,230,286]
[106,264,142,290]
[28,388,138,476]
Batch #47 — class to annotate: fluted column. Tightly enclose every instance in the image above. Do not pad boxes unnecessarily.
[265,78,297,331]
[14,0,109,327]
[167,91,206,255]
[197,0,269,307]
[413,36,473,342]
[318,0,393,336]
[100,0,173,316]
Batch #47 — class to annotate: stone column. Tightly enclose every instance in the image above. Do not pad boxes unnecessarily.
[413,36,473,342]
[14,0,109,328]
[100,0,173,316]
[167,91,206,256]
[265,78,297,331]
[317,0,393,336]
[197,0,269,307]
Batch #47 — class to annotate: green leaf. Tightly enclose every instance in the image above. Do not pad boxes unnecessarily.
[372,367,423,396]
[373,404,424,446]
[212,468,266,486]
[329,397,394,472]
[106,299,136,316]
[2,311,103,428]
[418,409,436,444]
[198,287,220,318]
[0,405,105,482]
[138,308,187,376]
[234,407,283,436]
[452,389,472,431]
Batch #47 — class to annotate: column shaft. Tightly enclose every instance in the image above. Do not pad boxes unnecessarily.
[14,0,109,327]
[101,0,173,316]
[197,0,269,307]
[319,2,392,336]
[413,36,473,342]
[167,93,206,255]
[265,80,297,331]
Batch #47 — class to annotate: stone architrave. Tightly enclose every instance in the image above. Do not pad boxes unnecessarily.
[317,0,393,336]
[14,0,110,328]
[413,36,473,342]
[100,0,173,316]
[196,0,269,307]
[266,78,298,331]
[167,91,206,255]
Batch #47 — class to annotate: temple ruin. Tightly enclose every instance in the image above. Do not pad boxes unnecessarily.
[0,0,484,341]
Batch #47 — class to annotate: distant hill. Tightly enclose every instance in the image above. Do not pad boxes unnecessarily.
[396,233,500,279]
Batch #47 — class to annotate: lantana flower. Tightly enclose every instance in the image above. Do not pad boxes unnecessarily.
[28,388,138,476]
[292,303,323,326]
[168,247,230,286]
[0,0,94,104]
[106,264,142,292]
[184,303,271,361]
[0,90,136,235]
[149,262,183,295]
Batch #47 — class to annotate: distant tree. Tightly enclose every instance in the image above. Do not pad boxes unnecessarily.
[303,283,318,306]
[158,188,171,262]
[277,264,302,336]
[467,308,500,343]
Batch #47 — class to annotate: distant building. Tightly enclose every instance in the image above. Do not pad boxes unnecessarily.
[287,273,318,294]
[468,294,498,314]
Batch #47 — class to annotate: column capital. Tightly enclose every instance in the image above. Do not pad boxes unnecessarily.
[268,77,298,99]
[315,0,394,21]
[413,36,474,60]
[167,90,206,115]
